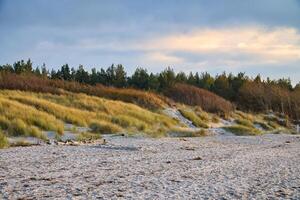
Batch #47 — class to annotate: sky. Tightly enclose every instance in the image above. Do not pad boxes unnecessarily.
[0,0,300,84]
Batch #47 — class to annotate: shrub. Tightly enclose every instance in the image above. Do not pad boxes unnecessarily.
[0,131,9,148]
[164,83,234,114]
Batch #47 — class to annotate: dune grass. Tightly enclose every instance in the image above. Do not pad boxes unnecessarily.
[235,119,255,128]
[0,130,9,149]
[170,127,208,137]
[0,96,64,135]
[0,90,179,138]
[76,132,102,141]
[179,108,209,128]
[212,115,220,123]
[254,121,273,130]
[223,125,261,136]
[89,120,123,134]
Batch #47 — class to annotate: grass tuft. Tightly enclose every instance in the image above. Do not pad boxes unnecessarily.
[223,125,261,136]
[89,120,123,134]
[76,132,102,141]
[179,108,209,128]
[235,119,254,128]
[0,130,9,149]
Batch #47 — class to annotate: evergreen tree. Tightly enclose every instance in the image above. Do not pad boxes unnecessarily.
[41,63,49,77]
[98,68,108,85]
[213,72,231,99]
[158,67,176,90]
[75,65,89,83]
[199,72,214,90]
[148,73,160,91]
[129,67,150,89]
[175,71,187,83]
[113,64,127,87]
[106,64,116,85]
[90,68,99,85]
[34,67,41,76]
[61,64,71,81]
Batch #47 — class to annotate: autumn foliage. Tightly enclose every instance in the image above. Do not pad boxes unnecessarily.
[0,72,169,110]
[164,83,234,114]
[238,81,300,120]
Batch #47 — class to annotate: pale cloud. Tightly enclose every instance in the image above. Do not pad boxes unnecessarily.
[143,52,184,64]
[141,26,300,64]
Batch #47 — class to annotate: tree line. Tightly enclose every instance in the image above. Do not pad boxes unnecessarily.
[0,59,299,119]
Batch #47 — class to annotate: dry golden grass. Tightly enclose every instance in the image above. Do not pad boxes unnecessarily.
[179,108,209,128]
[0,130,9,148]
[0,90,179,138]
[0,95,64,134]
[223,125,262,136]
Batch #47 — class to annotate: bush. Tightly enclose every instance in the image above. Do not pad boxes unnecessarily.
[164,83,234,114]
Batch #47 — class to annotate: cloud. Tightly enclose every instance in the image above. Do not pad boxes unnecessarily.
[140,26,300,65]
[143,52,183,64]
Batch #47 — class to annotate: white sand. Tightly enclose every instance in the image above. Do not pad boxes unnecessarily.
[1,134,300,199]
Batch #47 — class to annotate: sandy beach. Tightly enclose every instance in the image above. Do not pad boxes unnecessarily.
[1,134,300,199]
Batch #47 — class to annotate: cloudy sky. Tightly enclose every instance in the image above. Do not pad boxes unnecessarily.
[0,0,300,84]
